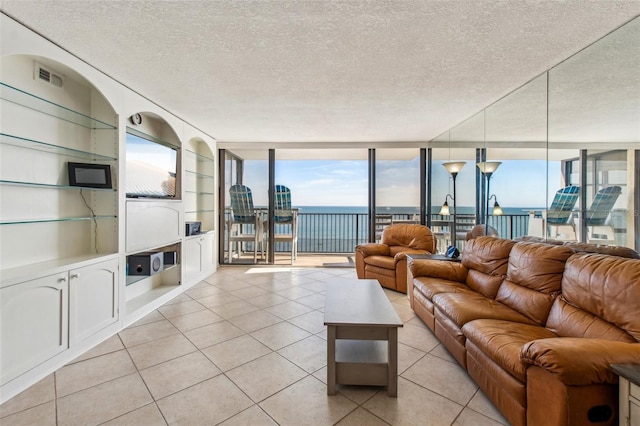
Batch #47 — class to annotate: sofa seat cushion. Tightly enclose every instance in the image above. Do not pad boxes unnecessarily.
[463,319,557,382]
[364,265,396,280]
[432,292,536,329]
[413,277,476,300]
[363,255,396,270]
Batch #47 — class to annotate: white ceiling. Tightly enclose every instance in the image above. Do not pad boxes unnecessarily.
[1,1,639,144]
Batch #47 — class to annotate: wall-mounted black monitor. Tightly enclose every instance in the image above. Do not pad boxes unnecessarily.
[126,131,178,199]
[68,162,112,189]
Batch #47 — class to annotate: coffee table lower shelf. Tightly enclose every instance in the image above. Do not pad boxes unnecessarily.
[326,326,399,397]
[334,340,389,387]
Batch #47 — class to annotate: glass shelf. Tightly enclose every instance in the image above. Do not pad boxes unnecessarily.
[185,170,214,179]
[185,209,215,214]
[1,215,117,225]
[184,190,215,195]
[0,133,117,161]
[0,180,117,191]
[126,127,179,149]
[185,149,214,162]
[1,82,116,129]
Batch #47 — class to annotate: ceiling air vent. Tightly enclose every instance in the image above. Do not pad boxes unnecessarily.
[34,62,64,88]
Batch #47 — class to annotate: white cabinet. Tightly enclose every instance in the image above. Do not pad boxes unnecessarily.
[1,257,120,387]
[184,231,215,282]
[69,259,119,346]
[1,273,69,386]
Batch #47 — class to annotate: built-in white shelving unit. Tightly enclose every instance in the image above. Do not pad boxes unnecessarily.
[0,58,120,395]
[0,17,217,405]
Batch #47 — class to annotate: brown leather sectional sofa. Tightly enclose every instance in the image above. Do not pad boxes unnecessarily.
[407,236,640,426]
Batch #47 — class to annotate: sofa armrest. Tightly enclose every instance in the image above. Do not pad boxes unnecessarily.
[521,338,640,385]
[408,258,467,283]
[355,243,390,257]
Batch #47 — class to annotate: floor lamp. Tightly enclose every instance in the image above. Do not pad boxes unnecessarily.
[442,162,466,248]
[477,162,501,234]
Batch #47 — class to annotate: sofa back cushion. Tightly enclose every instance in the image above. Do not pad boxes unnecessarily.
[462,237,515,298]
[495,242,574,325]
[547,253,640,342]
[382,224,436,254]
[562,241,640,259]
[546,298,637,343]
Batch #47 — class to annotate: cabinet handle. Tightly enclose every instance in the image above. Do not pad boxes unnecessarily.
[58,276,67,282]
[70,273,80,279]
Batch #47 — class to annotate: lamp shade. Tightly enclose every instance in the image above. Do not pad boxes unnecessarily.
[492,201,503,216]
[443,162,466,174]
[476,161,501,174]
[439,201,450,215]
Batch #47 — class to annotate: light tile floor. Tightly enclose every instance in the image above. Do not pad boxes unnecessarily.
[0,266,510,426]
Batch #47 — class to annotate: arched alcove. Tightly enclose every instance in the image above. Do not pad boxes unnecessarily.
[0,54,119,268]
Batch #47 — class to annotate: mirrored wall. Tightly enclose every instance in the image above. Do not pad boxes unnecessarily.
[431,16,639,249]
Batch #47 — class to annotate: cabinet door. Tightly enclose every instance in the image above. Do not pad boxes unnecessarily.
[69,259,119,346]
[201,232,215,274]
[184,233,215,283]
[1,274,69,385]
[184,237,202,283]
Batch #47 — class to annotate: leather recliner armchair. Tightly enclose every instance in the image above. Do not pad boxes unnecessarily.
[355,223,437,293]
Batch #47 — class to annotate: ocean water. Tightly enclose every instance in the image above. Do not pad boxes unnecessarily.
[296,206,541,215]
[279,206,536,253]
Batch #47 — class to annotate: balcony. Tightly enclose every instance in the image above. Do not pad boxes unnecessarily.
[226,210,532,265]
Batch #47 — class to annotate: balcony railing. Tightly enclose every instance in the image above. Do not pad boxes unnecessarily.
[277,212,531,254]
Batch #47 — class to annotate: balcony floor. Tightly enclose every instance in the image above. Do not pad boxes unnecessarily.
[226,253,356,268]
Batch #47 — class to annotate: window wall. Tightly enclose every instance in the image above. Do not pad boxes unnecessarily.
[429,145,477,252]
[431,16,639,249]
[221,149,269,264]
[374,149,421,241]
[218,16,639,265]
[275,149,368,260]
[221,148,369,264]
[547,16,639,247]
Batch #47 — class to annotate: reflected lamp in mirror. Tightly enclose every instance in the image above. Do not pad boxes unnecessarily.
[439,194,454,215]
[488,194,503,215]
[443,161,466,176]
[476,161,502,176]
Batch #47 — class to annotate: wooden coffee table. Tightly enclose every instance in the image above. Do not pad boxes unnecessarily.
[323,279,403,397]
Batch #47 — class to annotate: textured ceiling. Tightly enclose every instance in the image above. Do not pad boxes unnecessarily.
[1,1,639,144]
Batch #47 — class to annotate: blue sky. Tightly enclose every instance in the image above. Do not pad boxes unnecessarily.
[243,159,561,208]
